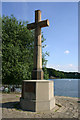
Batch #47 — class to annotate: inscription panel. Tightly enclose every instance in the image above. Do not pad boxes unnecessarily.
[25,82,36,93]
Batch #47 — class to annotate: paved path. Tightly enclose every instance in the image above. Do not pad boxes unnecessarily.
[1,93,80,119]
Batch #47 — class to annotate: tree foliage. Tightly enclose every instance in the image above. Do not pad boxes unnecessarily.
[2,15,49,84]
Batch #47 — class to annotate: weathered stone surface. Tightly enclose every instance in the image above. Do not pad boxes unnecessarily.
[20,10,54,112]
[32,69,43,80]
[27,10,49,80]
[20,80,55,112]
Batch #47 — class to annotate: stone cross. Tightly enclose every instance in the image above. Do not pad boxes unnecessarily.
[27,10,49,80]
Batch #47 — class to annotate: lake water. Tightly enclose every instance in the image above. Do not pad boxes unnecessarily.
[50,79,79,98]
[2,79,79,98]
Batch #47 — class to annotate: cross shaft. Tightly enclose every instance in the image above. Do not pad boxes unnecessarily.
[27,10,49,80]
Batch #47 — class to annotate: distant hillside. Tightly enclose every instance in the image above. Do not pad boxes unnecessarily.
[43,68,80,79]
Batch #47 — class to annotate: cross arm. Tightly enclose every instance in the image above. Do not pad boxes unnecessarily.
[39,19,49,28]
[27,22,36,30]
[27,19,49,30]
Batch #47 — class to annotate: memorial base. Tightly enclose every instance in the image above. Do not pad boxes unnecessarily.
[20,80,55,112]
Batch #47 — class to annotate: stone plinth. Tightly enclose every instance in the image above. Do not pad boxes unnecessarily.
[20,80,55,112]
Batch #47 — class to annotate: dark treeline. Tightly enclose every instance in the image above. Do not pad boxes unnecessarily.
[44,68,80,79]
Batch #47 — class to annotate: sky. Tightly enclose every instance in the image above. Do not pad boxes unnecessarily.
[2,2,78,72]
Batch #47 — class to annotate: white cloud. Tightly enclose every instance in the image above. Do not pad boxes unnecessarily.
[69,64,73,67]
[64,50,70,54]
[47,64,78,72]
[57,65,60,67]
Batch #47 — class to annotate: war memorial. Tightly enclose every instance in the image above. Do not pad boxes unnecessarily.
[20,10,55,112]
[2,9,79,119]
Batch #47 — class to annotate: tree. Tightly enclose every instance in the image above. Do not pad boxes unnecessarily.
[2,15,49,84]
[43,67,49,80]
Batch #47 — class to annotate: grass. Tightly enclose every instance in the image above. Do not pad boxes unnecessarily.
[54,109,59,112]
[16,95,19,97]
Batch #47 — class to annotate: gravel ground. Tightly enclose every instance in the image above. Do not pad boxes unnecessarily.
[1,93,80,119]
